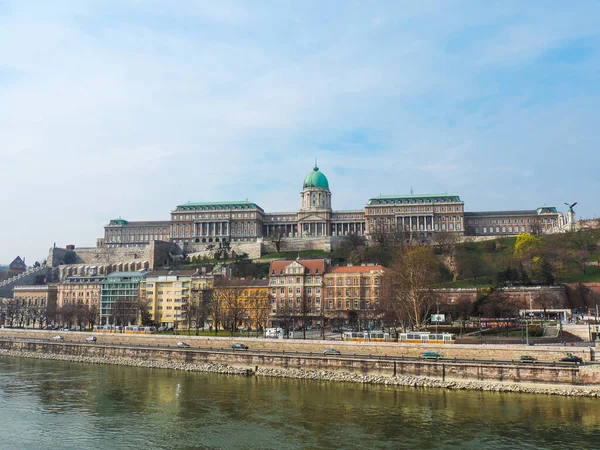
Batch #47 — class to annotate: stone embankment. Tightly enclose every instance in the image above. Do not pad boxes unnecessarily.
[2,348,599,398]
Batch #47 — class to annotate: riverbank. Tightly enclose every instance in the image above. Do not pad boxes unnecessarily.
[3,348,600,398]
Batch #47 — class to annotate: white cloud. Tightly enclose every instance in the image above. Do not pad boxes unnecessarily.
[0,1,599,262]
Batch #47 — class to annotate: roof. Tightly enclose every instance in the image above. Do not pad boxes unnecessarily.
[326,265,385,274]
[303,166,329,190]
[106,220,170,228]
[9,256,26,268]
[368,194,461,205]
[145,270,198,278]
[103,271,150,280]
[269,259,326,275]
[174,201,264,212]
[464,210,538,217]
[214,278,269,287]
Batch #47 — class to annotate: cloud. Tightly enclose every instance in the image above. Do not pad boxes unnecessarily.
[1,1,599,262]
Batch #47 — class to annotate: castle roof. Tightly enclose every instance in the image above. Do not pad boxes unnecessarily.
[303,166,329,190]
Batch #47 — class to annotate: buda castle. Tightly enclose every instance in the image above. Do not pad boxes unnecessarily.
[100,165,564,252]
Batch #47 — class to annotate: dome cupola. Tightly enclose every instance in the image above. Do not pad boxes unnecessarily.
[303,165,329,190]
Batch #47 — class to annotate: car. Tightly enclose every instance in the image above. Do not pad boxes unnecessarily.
[323,348,341,356]
[85,336,97,342]
[43,325,54,330]
[231,343,249,350]
[158,326,166,332]
[561,354,583,363]
[177,342,190,348]
[52,335,64,340]
[332,328,342,333]
[423,352,443,359]
[520,355,537,362]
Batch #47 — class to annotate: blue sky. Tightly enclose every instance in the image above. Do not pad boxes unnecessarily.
[1,0,599,264]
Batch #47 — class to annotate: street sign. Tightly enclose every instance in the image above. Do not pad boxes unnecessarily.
[431,314,445,323]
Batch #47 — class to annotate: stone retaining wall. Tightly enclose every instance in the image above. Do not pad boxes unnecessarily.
[1,336,599,386]
[0,329,592,362]
[2,344,600,397]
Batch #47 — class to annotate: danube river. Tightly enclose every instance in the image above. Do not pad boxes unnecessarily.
[0,356,598,449]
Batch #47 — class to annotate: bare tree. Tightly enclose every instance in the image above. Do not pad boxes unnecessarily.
[59,303,76,328]
[110,295,140,327]
[269,229,286,253]
[249,289,270,337]
[213,279,247,336]
[86,304,100,330]
[384,245,440,330]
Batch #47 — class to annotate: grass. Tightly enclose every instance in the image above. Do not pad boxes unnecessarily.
[559,265,600,283]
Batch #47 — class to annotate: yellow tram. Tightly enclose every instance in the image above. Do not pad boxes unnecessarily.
[398,332,456,345]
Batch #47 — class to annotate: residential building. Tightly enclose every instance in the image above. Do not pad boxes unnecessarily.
[268,259,325,327]
[323,265,386,328]
[56,276,103,311]
[142,270,194,328]
[8,256,27,275]
[12,285,58,327]
[100,271,149,325]
[213,278,270,331]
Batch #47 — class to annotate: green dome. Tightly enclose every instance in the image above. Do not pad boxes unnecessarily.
[303,166,329,189]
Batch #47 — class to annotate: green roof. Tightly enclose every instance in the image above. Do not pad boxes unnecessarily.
[303,166,329,189]
[175,201,263,212]
[368,194,461,205]
[108,218,128,226]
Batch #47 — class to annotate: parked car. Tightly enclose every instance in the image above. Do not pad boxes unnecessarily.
[177,342,190,348]
[158,326,166,332]
[323,348,341,356]
[332,328,342,333]
[42,325,54,330]
[561,354,583,363]
[231,343,249,350]
[520,355,537,362]
[423,352,443,359]
[52,335,64,340]
[85,336,97,342]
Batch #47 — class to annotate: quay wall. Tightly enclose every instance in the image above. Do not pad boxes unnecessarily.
[0,329,594,362]
[0,339,593,385]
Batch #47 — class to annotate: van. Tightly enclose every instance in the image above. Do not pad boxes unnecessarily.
[265,328,283,338]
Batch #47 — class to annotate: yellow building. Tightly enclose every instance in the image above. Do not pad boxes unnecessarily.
[213,278,270,333]
[142,270,195,328]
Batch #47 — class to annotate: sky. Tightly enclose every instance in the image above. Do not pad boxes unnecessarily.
[1,0,599,264]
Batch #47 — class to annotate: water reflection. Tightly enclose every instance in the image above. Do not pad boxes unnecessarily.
[0,356,598,449]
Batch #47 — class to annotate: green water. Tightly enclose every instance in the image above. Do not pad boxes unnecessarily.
[0,356,597,449]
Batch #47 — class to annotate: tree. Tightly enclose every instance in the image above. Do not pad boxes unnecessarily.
[213,279,247,336]
[384,245,440,330]
[269,229,286,253]
[433,232,459,259]
[514,233,543,260]
[86,304,100,330]
[110,295,140,327]
[474,287,520,319]
[248,290,270,337]
[455,248,487,285]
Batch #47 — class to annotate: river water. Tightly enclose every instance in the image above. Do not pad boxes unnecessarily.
[0,356,598,450]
